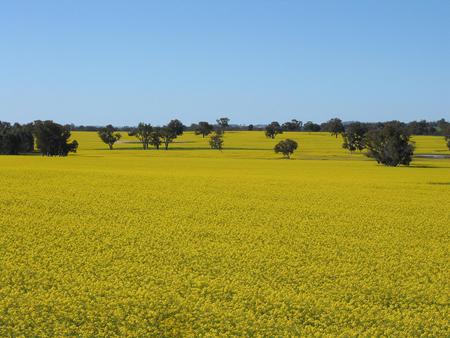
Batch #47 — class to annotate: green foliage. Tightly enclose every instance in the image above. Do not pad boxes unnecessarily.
[441,122,450,150]
[194,121,213,138]
[0,122,34,155]
[33,120,78,156]
[324,118,345,138]
[150,127,162,149]
[98,125,122,150]
[342,122,368,152]
[129,123,153,149]
[303,121,321,132]
[282,119,302,131]
[265,121,283,139]
[209,132,224,150]
[167,119,185,136]
[365,121,415,166]
[160,127,177,150]
[274,138,298,158]
[216,117,230,133]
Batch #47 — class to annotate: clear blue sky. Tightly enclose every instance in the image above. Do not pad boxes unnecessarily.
[1,0,449,125]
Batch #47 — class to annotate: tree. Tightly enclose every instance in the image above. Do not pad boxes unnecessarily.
[407,120,436,135]
[436,119,449,135]
[209,131,224,150]
[150,127,162,149]
[274,139,298,159]
[129,123,153,149]
[0,122,34,155]
[33,120,78,156]
[167,119,185,136]
[98,125,121,150]
[248,124,254,131]
[365,121,415,166]
[160,127,176,150]
[342,122,368,152]
[324,118,345,138]
[265,121,283,139]
[442,123,450,150]
[216,117,230,133]
[303,121,321,132]
[195,121,213,138]
[282,119,302,131]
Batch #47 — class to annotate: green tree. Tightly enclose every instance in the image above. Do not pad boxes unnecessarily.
[274,139,298,159]
[0,122,34,155]
[342,122,368,152]
[33,120,78,156]
[129,123,153,149]
[160,127,176,150]
[303,121,321,132]
[150,127,162,149]
[216,117,230,133]
[167,119,185,136]
[282,119,302,131]
[98,125,122,150]
[325,118,345,138]
[195,121,213,138]
[365,121,415,166]
[444,128,450,150]
[209,131,224,150]
[265,121,283,139]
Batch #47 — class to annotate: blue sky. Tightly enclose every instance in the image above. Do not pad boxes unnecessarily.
[1,0,449,125]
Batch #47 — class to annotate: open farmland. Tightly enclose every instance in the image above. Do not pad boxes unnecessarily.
[0,132,449,336]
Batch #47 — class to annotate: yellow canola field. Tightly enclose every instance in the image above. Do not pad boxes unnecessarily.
[0,132,449,336]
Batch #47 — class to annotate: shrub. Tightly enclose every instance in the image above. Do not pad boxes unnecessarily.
[274,139,298,158]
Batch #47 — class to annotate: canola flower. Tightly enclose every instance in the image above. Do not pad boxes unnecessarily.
[0,132,449,336]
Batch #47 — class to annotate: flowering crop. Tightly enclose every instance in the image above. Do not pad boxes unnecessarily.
[0,132,449,336]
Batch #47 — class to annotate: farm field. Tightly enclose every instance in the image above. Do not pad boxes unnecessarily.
[0,131,449,336]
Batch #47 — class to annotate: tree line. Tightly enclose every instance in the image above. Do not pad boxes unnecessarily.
[65,118,450,135]
[0,120,78,156]
[268,118,450,166]
[2,117,449,167]
[97,118,229,151]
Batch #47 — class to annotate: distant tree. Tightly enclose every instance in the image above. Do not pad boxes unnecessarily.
[0,122,34,155]
[248,124,254,131]
[129,123,153,149]
[195,121,213,138]
[436,119,449,135]
[98,125,121,150]
[442,123,450,150]
[167,119,185,136]
[407,120,436,135]
[33,120,78,156]
[324,118,345,138]
[160,127,177,150]
[209,131,224,150]
[282,119,302,131]
[274,139,298,159]
[216,117,230,133]
[365,121,415,166]
[342,122,368,152]
[265,121,283,139]
[150,127,162,149]
[303,121,321,132]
